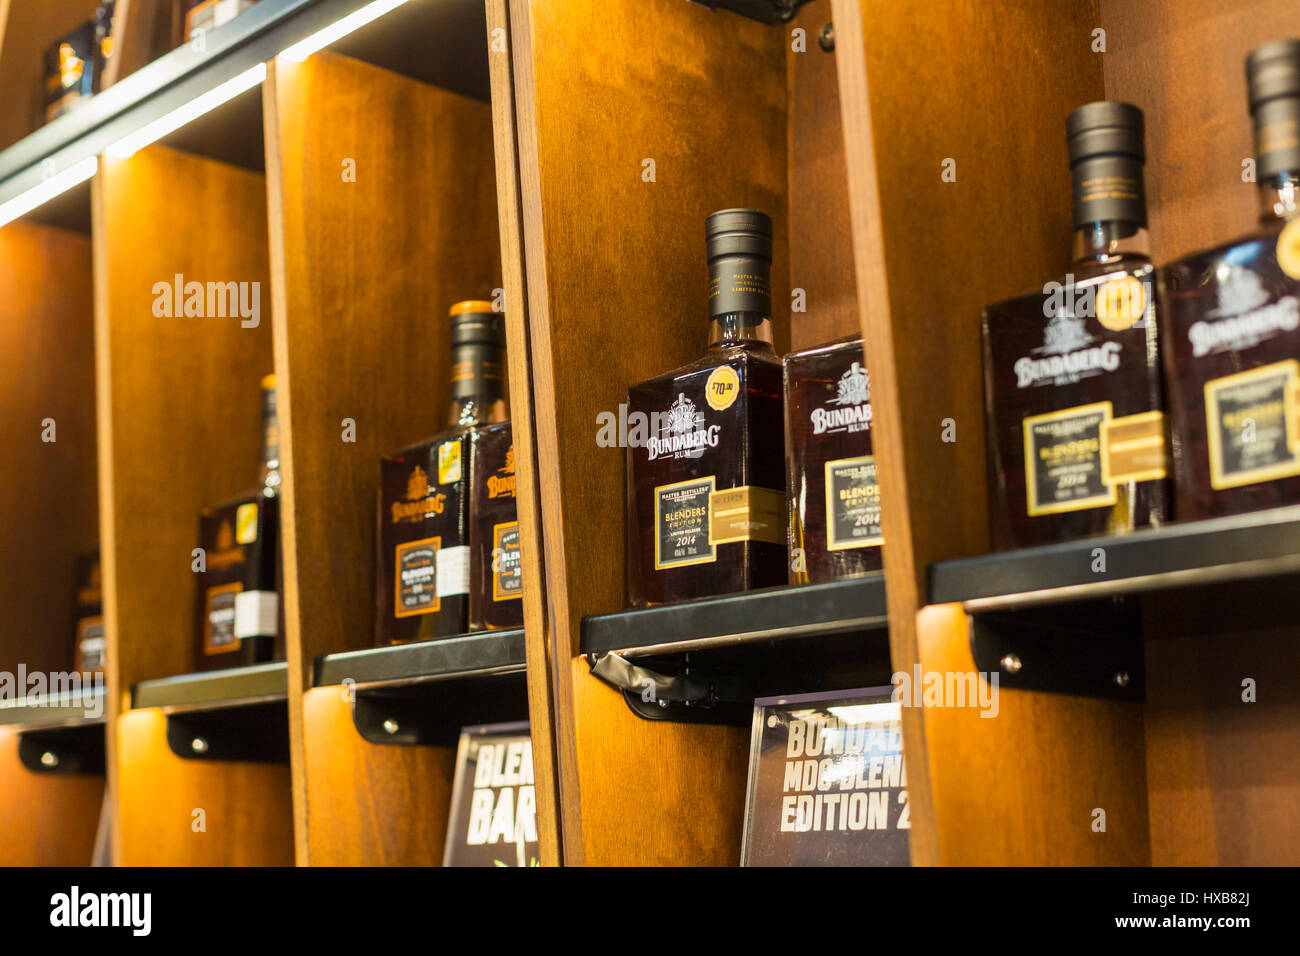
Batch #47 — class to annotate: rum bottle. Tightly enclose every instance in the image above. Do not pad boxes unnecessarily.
[982,102,1169,549]
[1160,40,1300,520]
[626,208,786,606]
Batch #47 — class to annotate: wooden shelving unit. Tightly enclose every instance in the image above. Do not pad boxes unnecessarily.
[0,0,1296,867]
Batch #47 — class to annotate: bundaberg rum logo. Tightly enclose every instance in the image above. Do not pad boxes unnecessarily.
[391,465,446,523]
[208,519,245,571]
[812,362,873,435]
[488,446,517,499]
[1189,264,1299,357]
[646,394,720,461]
[1014,309,1119,389]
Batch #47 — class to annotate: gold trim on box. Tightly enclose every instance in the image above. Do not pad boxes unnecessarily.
[653,476,716,570]
[1023,401,1117,516]
[824,455,883,551]
[1205,359,1300,490]
[1101,411,1168,485]
[203,581,243,654]
[492,521,522,603]
[708,485,785,546]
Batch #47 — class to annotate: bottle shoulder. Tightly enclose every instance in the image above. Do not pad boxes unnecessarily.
[629,345,780,396]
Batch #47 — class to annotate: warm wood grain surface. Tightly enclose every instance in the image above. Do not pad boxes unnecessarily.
[0,726,104,865]
[486,0,561,865]
[510,0,788,864]
[94,145,273,862]
[1142,582,1300,865]
[0,221,98,676]
[301,686,455,865]
[116,707,293,865]
[263,49,500,862]
[1101,0,1299,264]
[917,604,1151,865]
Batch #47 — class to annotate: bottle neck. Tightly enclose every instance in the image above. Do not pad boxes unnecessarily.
[707,254,774,351]
[1070,220,1151,278]
[447,394,507,427]
[259,386,280,497]
[1259,170,1300,225]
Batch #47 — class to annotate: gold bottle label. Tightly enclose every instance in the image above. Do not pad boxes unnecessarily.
[708,485,785,546]
[492,521,523,602]
[1023,402,1118,516]
[824,456,883,551]
[1101,411,1168,484]
[654,476,717,570]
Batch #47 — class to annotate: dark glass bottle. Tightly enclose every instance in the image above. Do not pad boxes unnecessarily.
[626,208,786,607]
[193,375,280,671]
[470,421,523,630]
[1160,40,1300,520]
[982,102,1169,550]
[784,336,883,583]
[378,302,508,644]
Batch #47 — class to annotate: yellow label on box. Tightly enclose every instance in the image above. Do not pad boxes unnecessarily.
[235,502,259,544]
[438,440,462,485]
[707,485,785,545]
[1205,359,1300,489]
[1101,411,1168,484]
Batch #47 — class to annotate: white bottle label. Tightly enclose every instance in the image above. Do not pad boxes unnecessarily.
[436,546,470,597]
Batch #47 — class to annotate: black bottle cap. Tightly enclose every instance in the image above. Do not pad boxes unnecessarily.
[1067,101,1147,229]
[448,300,505,400]
[706,208,773,319]
[1247,39,1300,181]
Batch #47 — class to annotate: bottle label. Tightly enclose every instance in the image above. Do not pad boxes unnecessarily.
[1023,402,1117,516]
[824,456,884,550]
[811,362,872,434]
[705,365,740,411]
[436,545,471,597]
[654,476,717,569]
[708,485,785,546]
[438,439,463,485]
[235,502,259,544]
[1278,218,1300,281]
[395,537,441,617]
[492,522,524,602]
[1101,411,1168,485]
[203,582,243,654]
[234,589,278,639]
[1205,360,1300,489]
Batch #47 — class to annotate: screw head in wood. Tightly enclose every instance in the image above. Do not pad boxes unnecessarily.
[818,22,835,52]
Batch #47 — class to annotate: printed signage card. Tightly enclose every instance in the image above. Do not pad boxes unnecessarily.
[443,721,539,867]
[741,687,910,866]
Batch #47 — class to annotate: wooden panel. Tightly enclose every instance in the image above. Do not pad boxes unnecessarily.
[1142,583,1300,865]
[832,0,1105,863]
[485,0,561,865]
[93,145,272,862]
[0,0,103,149]
[509,0,789,864]
[1101,0,1298,264]
[301,686,454,865]
[263,50,500,862]
[916,604,1150,865]
[787,0,858,350]
[116,707,292,865]
[0,221,97,675]
[0,726,103,865]
[568,657,749,867]
[101,0,174,89]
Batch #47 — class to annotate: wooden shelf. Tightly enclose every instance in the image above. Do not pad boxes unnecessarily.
[930,506,1300,612]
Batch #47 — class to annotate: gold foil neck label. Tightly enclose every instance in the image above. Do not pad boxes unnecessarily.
[708,485,785,545]
[1101,411,1168,484]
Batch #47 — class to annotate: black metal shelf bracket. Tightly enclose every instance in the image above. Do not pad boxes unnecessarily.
[17,725,105,775]
[695,0,811,24]
[588,652,753,726]
[347,670,530,747]
[968,601,1145,702]
[163,702,289,763]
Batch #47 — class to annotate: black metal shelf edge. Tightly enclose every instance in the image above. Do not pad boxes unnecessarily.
[929,504,1300,610]
[581,575,888,657]
[132,661,288,712]
[0,686,106,730]
[314,629,526,689]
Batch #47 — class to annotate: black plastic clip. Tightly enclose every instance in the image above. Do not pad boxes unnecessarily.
[18,725,105,774]
[164,701,290,762]
[588,652,752,725]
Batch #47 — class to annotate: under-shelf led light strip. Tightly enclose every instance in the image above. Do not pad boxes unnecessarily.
[0,0,408,228]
